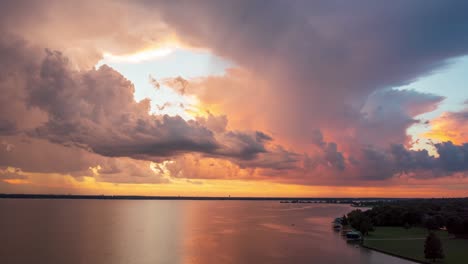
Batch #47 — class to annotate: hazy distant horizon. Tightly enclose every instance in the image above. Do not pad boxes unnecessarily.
[1,193,466,200]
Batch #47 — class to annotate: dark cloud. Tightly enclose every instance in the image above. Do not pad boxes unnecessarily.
[349,141,468,180]
[390,144,436,173]
[1,0,468,185]
[214,131,268,160]
[255,131,273,142]
[236,145,300,171]
[308,130,345,171]
[23,50,218,158]
[147,0,468,146]
[436,142,468,172]
[355,146,395,180]
[311,130,326,148]
[0,35,297,179]
[356,88,444,147]
[323,142,345,171]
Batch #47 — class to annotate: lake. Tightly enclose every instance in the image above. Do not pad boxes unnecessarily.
[0,200,415,263]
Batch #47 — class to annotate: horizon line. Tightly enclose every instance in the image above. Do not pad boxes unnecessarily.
[1,194,466,201]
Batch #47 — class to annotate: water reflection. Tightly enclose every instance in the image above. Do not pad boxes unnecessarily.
[0,200,414,264]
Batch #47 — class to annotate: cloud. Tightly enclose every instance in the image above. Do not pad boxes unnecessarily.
[435,141,468,172]
[390,144,436,174]
[0,0,176,69]
[196,113,228,133]
[347,141,468,180]
[20,50,217,158]
[424,108,468,144]
[92,158,168,184]
[0,136,99,175]
[165,154,255,180]
[148,0,468,147]
[0,35,299,182]
[235,145,300,171]
[309,130,345,171]
[357,89,444,147]
[163,76,189,95]
[1,0,468,188]
[0,34,48,135]
[0,167,27,180]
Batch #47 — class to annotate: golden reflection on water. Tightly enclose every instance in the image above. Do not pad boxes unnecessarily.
[0,200,412,264]
[179,201,411,264]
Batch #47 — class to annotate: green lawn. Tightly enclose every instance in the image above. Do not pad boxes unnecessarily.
[363,227,468,264]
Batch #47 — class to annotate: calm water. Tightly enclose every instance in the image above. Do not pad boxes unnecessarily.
[0,200,414,264]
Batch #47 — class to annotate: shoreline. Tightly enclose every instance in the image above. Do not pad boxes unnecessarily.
[0,194,400,201]
[362,244,428,264]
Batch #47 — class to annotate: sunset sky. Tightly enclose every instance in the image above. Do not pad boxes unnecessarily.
[1,0,468,197]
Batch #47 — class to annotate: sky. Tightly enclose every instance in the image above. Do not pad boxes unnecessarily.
[1,0,468,197]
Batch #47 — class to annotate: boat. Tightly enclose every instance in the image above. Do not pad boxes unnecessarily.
[341,227,353,236]
[345,231,362,241]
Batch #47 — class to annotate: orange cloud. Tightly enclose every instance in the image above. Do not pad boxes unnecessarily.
[2,170,467,198]
[424,109,468,144]
[2,1,468,197]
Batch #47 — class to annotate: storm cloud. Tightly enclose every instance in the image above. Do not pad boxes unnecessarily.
[0,34,298,180]
[1,0,468,188]
[147,0,468,145]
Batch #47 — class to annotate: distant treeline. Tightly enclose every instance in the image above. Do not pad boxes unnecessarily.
[0,194,402,202]
[347,198,468,238]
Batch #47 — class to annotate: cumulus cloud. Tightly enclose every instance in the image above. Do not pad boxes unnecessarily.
[1,0,468,187]
[348,141,468,180]
[357,89,444,147]
[0,34,298,182]
[0,0,175,69]
[91,158,168,184]
[435,141,468,172]
[148,0,468,146]
[18,49,218,158]
[147,0,468,182]
[196,113,228,133]
[309,130,345,171]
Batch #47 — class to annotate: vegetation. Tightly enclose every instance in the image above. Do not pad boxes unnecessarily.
[341,215,348,226]
[424,232,444,262]
[350,198,468,238]
[363,227,468,264]
[352,198,468,263]
[404,222,411,229]
[347,209,374,235]
[446,217,468,238]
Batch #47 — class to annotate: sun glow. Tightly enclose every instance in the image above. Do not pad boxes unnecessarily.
[96,45,231,122]
[102,47,175,63]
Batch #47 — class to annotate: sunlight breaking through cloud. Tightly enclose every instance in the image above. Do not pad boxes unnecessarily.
[102,47,174,63]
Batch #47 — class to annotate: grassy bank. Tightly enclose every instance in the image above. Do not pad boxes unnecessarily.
[363,227,468,264]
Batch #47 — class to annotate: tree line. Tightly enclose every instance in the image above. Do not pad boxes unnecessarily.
[346,198,468,238]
